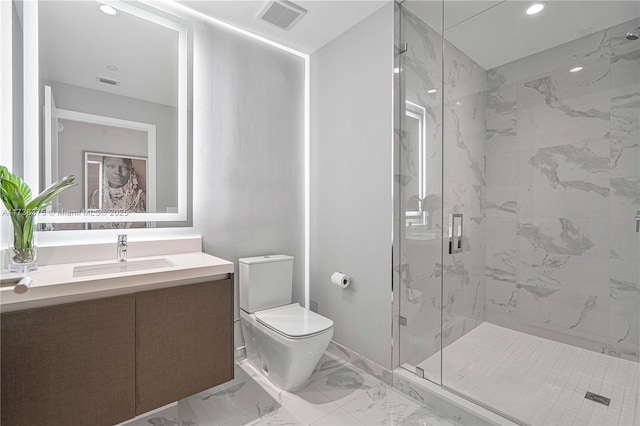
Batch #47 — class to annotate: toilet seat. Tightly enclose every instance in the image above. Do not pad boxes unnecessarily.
[255,303,333,340]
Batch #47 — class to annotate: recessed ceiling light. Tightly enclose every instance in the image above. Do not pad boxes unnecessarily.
[99,4,118,16]
[106,65,119,71]
[526,3,545,15]
[455,101,463,106]
[427,88,438,94]
[394,67,400,74]
[569,66,583,73]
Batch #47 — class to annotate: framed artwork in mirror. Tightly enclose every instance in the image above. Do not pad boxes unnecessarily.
[85,152,148,229]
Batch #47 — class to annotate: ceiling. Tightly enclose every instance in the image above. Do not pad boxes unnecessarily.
[406,0,640,70]
[175,0,387,54]
[37,0,640,105]
[39,1,179,107]
[176,0,640,69]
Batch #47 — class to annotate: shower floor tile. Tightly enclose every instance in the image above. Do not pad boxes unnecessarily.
[122,352,461,426]
[416,322,639,426]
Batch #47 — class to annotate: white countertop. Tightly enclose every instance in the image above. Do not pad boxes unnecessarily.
[0,252,234,313]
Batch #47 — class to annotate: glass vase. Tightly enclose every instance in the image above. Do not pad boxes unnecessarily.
[8,212,38,273]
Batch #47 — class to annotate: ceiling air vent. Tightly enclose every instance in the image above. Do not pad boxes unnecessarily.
[258,1,307,30]
[96,75,120,86]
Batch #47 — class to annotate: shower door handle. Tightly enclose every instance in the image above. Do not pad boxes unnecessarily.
[635,211,640,232]
[449,214,463,254]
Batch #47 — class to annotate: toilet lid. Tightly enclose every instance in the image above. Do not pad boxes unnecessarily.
[255,303,334,338]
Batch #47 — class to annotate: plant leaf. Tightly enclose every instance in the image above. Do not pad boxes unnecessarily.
[27,175,77,211]
[0,165,32,204]
[1,166,76,247]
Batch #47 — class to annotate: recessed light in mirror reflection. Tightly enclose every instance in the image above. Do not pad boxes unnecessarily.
[394,67,400,74]
[99,4,118,16]
[427,88,437,94]
[526,3,545,15]
[569,66,583,73]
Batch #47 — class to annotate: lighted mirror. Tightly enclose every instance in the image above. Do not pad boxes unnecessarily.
[24,0,189,229]
[404,100,440,236]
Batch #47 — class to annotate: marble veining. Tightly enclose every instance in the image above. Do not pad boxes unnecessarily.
[524,77,610,121]
[518,219,595,256]
[528,144,610,184]
[482,18,639,361]
[610,275,640,293]
[611,176,640,204]
[485,199,516,215]
[123,353,463,426]
[569,295,598,329]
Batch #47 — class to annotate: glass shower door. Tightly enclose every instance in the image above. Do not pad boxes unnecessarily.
[397,1,639,424]
[439,1,640,424]
[396,0,444,385]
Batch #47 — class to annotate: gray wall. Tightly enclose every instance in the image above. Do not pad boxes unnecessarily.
[12,0,23,178]
[310,3,394,369]
[56,120,147,211]
[192,17,305,337]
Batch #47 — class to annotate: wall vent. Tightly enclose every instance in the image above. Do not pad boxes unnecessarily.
[258,1,307,30]
[96,75,120,86]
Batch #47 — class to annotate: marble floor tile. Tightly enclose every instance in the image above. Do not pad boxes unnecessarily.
[310,407,364,425]
[123,352,458,426]
[195,364,281,425]
[398,407,458,426]
[339,383,420,426]
[122,398,213,426]
[306,363,381,408]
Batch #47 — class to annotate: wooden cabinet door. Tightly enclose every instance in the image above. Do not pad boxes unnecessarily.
[135,279,233,414]
[1,295,135,426]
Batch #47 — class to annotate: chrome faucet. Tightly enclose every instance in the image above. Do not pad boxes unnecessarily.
[117,234,128,262]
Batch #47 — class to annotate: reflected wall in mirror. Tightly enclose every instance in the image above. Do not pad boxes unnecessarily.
[29,0,190,229]
[11,0,24,180]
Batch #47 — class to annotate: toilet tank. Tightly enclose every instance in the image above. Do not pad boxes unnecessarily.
[239,255,294,313]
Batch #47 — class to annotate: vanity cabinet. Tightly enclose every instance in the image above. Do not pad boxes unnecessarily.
[1,278,233,425]
[135,279,233,414]
[1,295,136,426]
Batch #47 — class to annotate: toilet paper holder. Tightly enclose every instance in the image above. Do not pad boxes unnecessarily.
[331,272,351,288]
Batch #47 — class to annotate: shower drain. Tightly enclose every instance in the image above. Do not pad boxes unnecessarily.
[585,391,611,406]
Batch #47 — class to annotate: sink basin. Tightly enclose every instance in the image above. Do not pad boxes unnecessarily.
[73,258,176,277]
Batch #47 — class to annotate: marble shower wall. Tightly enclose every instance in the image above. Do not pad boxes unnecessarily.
[485,18,640,361]
[441,21,487,356]
[397,6,487,375]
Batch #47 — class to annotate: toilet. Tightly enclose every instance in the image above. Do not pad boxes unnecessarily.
[239,255,334,391]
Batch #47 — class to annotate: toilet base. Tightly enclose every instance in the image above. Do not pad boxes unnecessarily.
[240,310,333,392]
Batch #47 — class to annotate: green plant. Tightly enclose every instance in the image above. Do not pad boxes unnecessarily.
[0,166,76,264]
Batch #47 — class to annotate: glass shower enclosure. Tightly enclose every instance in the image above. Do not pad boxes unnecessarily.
[394,1,640,424]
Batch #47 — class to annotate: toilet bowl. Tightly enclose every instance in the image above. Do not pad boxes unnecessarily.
[238,255,334,391]
[241,303,333,391]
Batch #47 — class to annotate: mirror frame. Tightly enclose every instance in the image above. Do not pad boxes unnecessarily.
[23,0,188,224]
